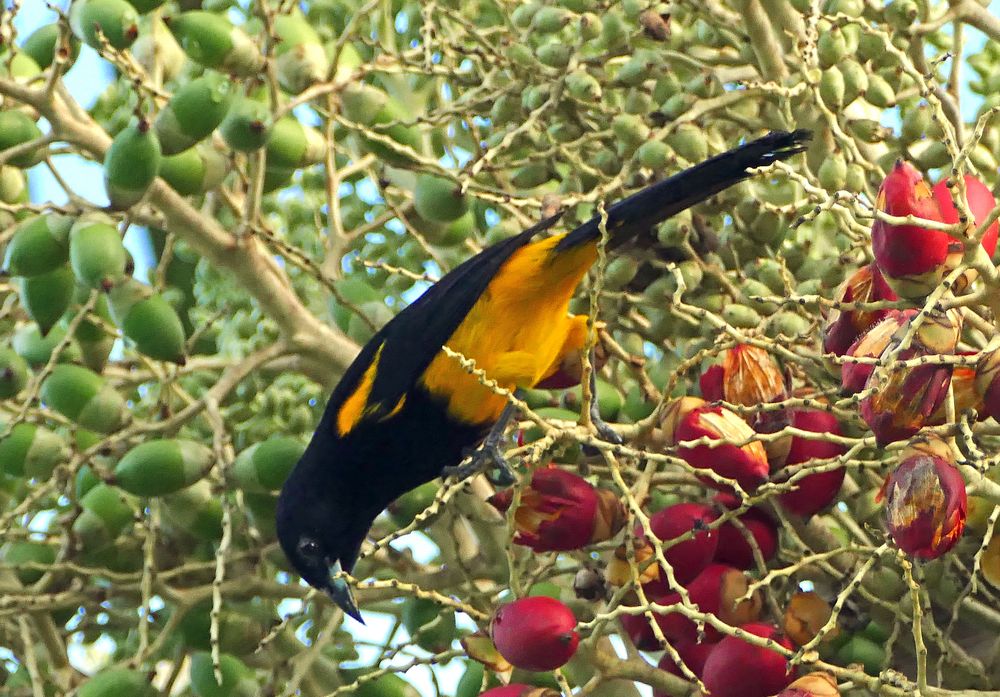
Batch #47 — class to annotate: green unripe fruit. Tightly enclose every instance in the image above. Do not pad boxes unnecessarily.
[125,0,166,12]
[155,73,234,155]
[536,42,572,69]
[162,481,223,540]
[660,92,693,120]
[455,662,502,697]
[886,0,918,27]
[340,83,387,123]
[510,162,551,188]
[0,165,28,204]
[917,141,950,170]
[845,163,867,192]
[865,73,895,107]
[12,324,80,366]
[40,364,126,433]
[74,484,134,548]
[721,303,762,329]
[611,114,649,148]
[766,311,812,338]
[603,255,640,288]
[70,295,116,373]
[76,464,101,499]
[847,118,885,143]
[742,278,778,314]
[402,598,457,653]
[19,266,74,337]
[616,55,654,86]
[178,600,270,655]
[566,70,601,101]
[594,148,621,176]
[159,144,228,196]
[818,154,848,190]
[21,23,81,69]
[0,348,29,399]
[564,378,624,420]
[667,124,708,163]
[2,540,57,585]
[0,423,68,479]
[600,10,629,50]
[511,2,541,28]
[190,652,256,697]
[532,6,571,33]
[108,279,187,364]
[835,634,885,675]
[273,10,331,94]
[69,0,139,50]
[817,29,848,68]
[132,17,185,82]
[388,480,440,528]
[0,110,44,168]
[104,119,162,209]
[114,439,212,496]
[490,94,523,124]
[901,105,931,142]
[219,98,271,152]
[78,669,156,697]
[265,117,326,168]
[167,11,265,76]
[4,215,73,277]
[819,67,845,109]
[414,174,469,223]
[623,88,653,114]
[232,436,304,492]
[840,59,868,104]
[69,216,126,290]
[343,672,420,697]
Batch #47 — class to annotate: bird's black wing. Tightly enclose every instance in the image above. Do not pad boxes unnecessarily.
[325,213,565,434]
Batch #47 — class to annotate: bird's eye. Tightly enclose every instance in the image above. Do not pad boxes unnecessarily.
[298,537,321,558]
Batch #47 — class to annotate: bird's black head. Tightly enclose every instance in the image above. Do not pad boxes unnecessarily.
[276,461,367,623]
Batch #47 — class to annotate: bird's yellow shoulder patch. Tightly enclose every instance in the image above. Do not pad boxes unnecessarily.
[336,343,385,437]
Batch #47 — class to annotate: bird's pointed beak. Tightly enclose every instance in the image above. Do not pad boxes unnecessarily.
[326,560,364,623]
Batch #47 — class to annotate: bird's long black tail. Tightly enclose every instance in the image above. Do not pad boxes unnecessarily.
[555,129,811,252]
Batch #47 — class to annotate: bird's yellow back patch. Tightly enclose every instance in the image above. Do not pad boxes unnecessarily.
[420,234,598,425]
[336,343,384,437]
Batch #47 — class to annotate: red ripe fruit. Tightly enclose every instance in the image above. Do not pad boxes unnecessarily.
[701,622,796,697]
[660,397,771,492]
[880,448,967,560]
[642,502,720,588]
[479,687,559,697]
[700,344,786,408]
[930,352,983,424]
[776,410,847,517]
[713,493,779,569]
[776,672,840,697]
[822,264,898,357]
[840,309,915,395]
[860,309,961,446]
[655,640,717,690]
[488,467,625,552]
[932,174,999,258]
[656,563,763,644]
[490,597,579,671]
[871,160,957,299]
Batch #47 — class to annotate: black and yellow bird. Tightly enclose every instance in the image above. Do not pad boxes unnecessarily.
[276,129,810,620]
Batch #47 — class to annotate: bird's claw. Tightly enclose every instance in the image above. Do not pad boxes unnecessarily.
[444,442,516,486]
[593,416,623,445]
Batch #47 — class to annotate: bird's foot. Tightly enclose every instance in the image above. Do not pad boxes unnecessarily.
[443,442,516,486]
[591,414,623,445]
